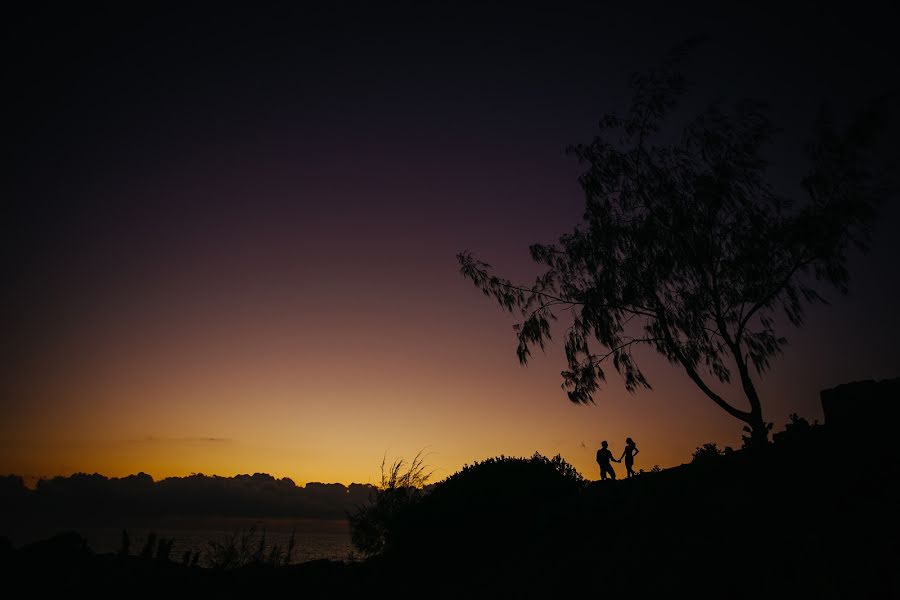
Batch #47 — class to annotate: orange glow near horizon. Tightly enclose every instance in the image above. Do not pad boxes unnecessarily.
[5,17,898,489]
[5,233,893,487]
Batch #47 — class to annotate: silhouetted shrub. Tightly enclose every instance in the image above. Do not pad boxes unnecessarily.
[207,525,295,569]
[139,532,157,559]
[786,413,811,430]
[639,464,664,475]
[118,529,130,556]
[773,412,819,444]
[442,452,584,492]
[348,451,432,556]
[741,422,773,448]
[692,443,724,463]
[155,537,174,562]
[385,453,586,560]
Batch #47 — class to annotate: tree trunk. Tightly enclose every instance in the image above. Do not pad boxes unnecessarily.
[664,312,771,447]
[743,413,770,448]
[725,333,770,448]
[678,355,770,447]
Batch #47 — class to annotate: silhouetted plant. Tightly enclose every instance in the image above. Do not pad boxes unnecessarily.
[458,39,890,447]
[206,525,295,569]
[741,421,774,449]
[692,443,724,463]
[440,453,585,494]
[118,529,130,556]
[155,537,174,562]
[347,450,433,557]
[773,412,819,444]
[207,531,241,570]
[283,528,296,566]
[382,453,586,559]
[139,532,156,559]
[786,413,812,432]
[206,525,296,570]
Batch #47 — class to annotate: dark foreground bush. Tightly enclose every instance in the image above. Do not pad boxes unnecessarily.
[384,453,585,561]
[348,452,585,560]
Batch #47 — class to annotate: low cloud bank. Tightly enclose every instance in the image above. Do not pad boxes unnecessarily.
[0,473,376,520]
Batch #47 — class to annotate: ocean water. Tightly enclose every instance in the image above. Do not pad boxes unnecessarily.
[6,516,355,566]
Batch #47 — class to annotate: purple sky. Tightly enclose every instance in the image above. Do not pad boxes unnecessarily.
[3,3,898,484]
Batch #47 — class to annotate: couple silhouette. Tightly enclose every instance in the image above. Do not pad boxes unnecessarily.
[596,438,639,480]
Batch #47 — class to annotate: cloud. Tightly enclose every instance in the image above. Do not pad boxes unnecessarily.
[123,436,234,445]
[2,471,377,521]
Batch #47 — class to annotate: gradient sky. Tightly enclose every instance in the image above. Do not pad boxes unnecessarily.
[4,3,899,486]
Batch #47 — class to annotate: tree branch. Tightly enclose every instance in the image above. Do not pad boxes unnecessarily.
[737,253,814,339]
[654,295,752,423]
[463,258,658,319]
[590,337,661,364]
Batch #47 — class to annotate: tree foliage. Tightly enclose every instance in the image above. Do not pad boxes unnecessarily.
[458,41,889,444]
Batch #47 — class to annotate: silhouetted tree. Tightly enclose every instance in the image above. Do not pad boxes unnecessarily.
[458,41,889,446]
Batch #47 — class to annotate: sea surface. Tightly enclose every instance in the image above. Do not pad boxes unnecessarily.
[4,516,355,566]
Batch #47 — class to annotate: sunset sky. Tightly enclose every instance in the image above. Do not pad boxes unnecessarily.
[4,3,898,486]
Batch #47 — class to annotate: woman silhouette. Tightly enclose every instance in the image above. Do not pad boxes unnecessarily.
[619,437,640,477]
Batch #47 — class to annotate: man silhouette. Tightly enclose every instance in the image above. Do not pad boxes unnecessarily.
[596,440,620,480]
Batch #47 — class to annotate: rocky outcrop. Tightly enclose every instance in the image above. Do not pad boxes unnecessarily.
[821,377,899,452]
